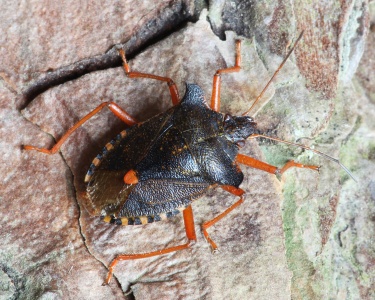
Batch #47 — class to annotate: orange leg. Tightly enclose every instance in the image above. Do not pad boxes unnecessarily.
[240,133,357,181]
[202,185,245,252]
[23,102,138,155]
[236,154,320,179]
[210,40,242,112]
[103,205,197,285]
[118,49,180,106]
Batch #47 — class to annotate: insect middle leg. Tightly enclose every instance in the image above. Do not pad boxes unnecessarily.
[201,186,245,252]
[23,102,137,154]
[210,40,242,112]
[118,49,180,105]
[103,205,197,285]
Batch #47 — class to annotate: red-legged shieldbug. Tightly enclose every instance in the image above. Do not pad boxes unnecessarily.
[24,31,355,285]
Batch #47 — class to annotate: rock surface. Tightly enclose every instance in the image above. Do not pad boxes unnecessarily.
[0,0,373,299]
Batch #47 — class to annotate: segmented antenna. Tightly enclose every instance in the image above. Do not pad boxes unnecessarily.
[242,31,304,116]
[243,32,356,181]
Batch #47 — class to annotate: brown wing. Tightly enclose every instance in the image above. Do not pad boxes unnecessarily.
[84,109,174,215]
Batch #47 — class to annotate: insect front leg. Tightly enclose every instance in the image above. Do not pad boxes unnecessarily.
[201,186,245,252]
[241,133,355,181]
[236,154,319,180]
[24,102,137,154]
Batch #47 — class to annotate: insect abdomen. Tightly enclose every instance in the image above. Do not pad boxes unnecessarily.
[101,208,183,225]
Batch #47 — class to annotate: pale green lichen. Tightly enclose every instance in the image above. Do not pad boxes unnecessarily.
[282,178,317,299]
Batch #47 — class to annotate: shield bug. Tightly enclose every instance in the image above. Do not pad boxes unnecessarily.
[24,32,355,285]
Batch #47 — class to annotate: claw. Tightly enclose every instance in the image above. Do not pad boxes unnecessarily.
[275,169,282,181]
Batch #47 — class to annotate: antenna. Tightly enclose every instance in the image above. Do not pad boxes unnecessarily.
[242,31,304,116]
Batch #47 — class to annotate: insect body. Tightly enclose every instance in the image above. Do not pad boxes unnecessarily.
[84,83,256,225]
[24,33,353,285]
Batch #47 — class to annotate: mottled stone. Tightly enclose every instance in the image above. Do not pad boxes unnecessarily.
[0,0,198,109]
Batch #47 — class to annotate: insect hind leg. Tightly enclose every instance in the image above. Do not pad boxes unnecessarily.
[103,205,197,285]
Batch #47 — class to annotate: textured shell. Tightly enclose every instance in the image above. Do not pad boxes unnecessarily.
[85,84,243,225]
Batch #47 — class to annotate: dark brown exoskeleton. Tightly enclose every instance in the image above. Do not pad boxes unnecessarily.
[24,32,354,285]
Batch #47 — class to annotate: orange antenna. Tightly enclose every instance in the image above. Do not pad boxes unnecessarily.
[242,31,304,116]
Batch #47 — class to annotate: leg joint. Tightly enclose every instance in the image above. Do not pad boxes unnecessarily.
[167,79,176,86]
